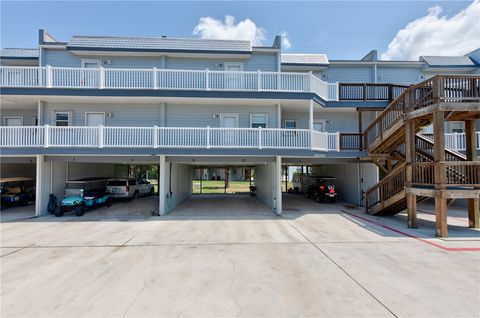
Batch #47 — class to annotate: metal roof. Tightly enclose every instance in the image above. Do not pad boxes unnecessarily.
[0,48,39,58]
[420,56,476,67]
[67,36,252,53]
[281,54,329,65]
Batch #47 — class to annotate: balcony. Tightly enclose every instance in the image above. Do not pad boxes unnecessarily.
[0,126,342,152]
[0,66,339,101]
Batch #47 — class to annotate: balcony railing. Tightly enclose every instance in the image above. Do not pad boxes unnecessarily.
[0,66,339,101]
[420,132,480,152]
[339,83,408,101]
[0,126,342,151]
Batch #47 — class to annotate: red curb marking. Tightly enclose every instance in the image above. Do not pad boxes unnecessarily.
[417,209,468,223]
[340,210,480,252]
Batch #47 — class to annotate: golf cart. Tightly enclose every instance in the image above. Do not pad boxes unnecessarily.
[313,176,338,203]
[55,177,111,217]
[0,177,35,209]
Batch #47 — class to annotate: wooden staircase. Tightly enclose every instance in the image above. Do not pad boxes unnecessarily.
[362,75,480,229]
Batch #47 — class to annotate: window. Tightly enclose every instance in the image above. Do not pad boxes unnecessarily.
[313,120,327,132]
[251,114,267,128]
[4,117,23,126]
[284,120,297,129]
[55,112,70,126]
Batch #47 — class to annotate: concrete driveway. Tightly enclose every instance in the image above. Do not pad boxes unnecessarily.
[1,194,479,317]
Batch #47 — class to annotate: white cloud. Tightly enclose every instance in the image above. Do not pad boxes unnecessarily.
[381,1,480,60]
[280,31,292,49]
[193,15,266,45]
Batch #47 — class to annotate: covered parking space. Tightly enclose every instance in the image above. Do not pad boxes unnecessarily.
[281,157,379,208]
[35,155,164,218]
[167,156,283,215]
[0,157,37,221]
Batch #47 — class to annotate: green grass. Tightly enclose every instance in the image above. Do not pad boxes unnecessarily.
[192,180,252,194]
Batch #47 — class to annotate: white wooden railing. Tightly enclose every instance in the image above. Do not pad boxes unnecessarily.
[0,66,339,101]
[0,126,341,151]
[421,132,480,151]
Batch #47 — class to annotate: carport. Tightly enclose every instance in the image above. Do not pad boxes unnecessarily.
[35,156,163,218]
[167,156,283,215]
[281,158,379,208]
[0,157,37,220]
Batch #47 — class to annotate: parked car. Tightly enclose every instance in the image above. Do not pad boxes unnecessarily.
[55,177,110,217]
[0,177,35,209]
[106,178,154,199]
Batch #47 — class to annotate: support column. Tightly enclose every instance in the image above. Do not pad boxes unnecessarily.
[277,103,281,128]
[159,155,167,216]
[309,100,314,130]
[37,100,45,125]
[465,120,479,228]
[433,111,447,237]
[275,156,282,215]
[405,119,417,228]
[35,155,45,217]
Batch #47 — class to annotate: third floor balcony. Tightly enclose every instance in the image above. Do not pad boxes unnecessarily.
[0,66,340,101]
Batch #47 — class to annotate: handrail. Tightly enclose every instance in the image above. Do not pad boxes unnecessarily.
[339,83,409,101]
[365,162,406,210]
[0,66,339,101]
[363,75,480,152]
[0,125,341,151]
[412,161,480,187]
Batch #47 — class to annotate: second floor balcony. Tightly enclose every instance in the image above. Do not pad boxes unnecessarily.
[0,126,343,152]
[0,66,339,101]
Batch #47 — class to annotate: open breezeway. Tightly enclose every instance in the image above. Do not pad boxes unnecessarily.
[1,194,479,317]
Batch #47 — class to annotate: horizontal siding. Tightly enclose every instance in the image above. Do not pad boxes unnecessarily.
[43,103,279,128]
[0,108,37,126]
[377,66,422,84]
[44,103,162,126]
[282,111,361,132]
[166,104,278,128]
[42,49,277,71]
[316,66,373,83]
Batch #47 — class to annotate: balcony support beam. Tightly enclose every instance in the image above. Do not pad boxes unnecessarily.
[158,155,167,216]
[433,111,448,237]
[309,100,314,131]
[405,119,417,228]
[465,119,479,228]
[274,156,282,215]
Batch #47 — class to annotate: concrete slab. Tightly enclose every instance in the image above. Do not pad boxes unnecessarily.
[1,194,479,317]
[1,245,392,318]
[315,241,480,318]
[0,204,35,222]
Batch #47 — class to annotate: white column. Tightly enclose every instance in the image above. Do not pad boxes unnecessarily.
[37,100,44,125]
[159,155,167,216]
[35,155,45,217]
[275,156,282,215]
[277,103,281,128]
[309,100,314,130]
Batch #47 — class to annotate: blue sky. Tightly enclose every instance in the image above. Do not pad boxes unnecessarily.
[0,1,476,60]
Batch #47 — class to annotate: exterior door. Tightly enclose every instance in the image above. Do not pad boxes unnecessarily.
[4,117,23,126]
[81,59,101,87]
[86,113,105,126]
[220,114,239,147]
[313,120,327,132]
[225,63,243,90]
[220,114,239,128]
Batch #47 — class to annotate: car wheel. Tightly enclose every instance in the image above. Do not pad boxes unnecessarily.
[54,206,64,217]
[329,198,336,204]
[75,205,85,217]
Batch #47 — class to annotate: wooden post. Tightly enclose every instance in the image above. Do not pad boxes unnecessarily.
[465,120,479,228]
[405,119,417,228]
[433,111,447,237]
[407,194,417,228]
